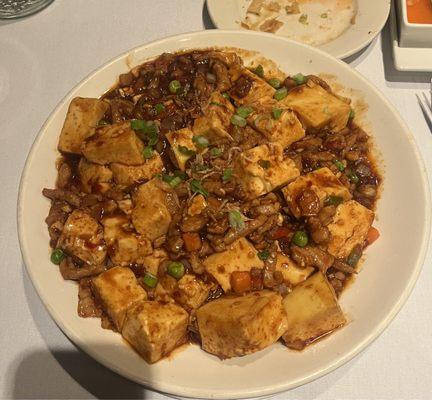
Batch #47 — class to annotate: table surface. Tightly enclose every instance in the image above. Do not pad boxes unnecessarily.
[1,1,431,399]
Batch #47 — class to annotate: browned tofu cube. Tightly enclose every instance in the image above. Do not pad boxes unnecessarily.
[282,271,346,350]
[92,266,147,331]
[192,92,235,142]
[58,209,106,265]
[275,253,314,286]
[327,200,374,259]
[110,152,163,186]
[282,167,352,218]
[101,215,152,266]
[160,274,213,312]
[58,97,109,154]
[78,158,113,193]
[122,300,188,363]
[131,179,172,241]
[203,238,264,292]
[247,96,305,148]
[140,249,169,276]
[82,122,144,165]
[283,82,351,132]
[230,68,275,105]
[235,143,300,200]
[165,128,197,171]
[197,291,288,359]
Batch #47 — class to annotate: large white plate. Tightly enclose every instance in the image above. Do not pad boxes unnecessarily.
[18,30,430,399]
[207,0,391,59]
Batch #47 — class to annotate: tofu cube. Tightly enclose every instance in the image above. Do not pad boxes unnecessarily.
[282,271,346,350]
[78,158,113,193]
[122,300,189,363]
[102,215,152,266]
[247,97,305,148]
[229,68,275,105]
[82,122,144,165]
[58,209,106,265]
[235,143,300,200]
[160,274,213,312]
[58,97,109,154]
[275,253,314,286]
[192,92,235,142]
[141,249,169,276]
[282,167,352,218]
[92,266,147,331]
[165,128,197,171]
[196,290,288,359]
[283,82,351,132]
[327,200,374,259]
[131,179,172,241]
[110,152,163,186]
[203,238,264,292]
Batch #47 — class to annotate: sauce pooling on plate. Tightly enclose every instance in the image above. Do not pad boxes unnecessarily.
[407,0,432,24]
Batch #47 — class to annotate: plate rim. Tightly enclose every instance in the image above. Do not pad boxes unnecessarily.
[206,0,391,60]
[17,29,431,399]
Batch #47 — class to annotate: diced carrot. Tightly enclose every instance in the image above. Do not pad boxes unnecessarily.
[366,226,380,246]
[270,226,291,240]
[230,271,252,294]
[182,232,202,252]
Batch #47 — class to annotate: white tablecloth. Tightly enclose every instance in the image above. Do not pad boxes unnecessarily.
[1,1,431,399]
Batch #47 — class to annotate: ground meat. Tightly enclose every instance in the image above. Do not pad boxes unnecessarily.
[59,258,106,280]
[297,189,321,217]
[230,75,252,98]
[290,245,334,273]
[307,217,330,244]
[77,278,103,318]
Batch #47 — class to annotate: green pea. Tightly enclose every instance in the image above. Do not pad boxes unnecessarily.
[253,64,264,78]
[167,261,185,280]
[142,272,158,288]
[50,248,65,265]
[292,73,306,85]
[168,80,181,94]
[292,230,309,247]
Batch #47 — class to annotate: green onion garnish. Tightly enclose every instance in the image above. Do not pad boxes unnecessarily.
[222,168,233,182]
[168,80,181,94]
[268,78,281,89]
[192,135,210,149]
[190,179,208,197]
[228,210,245,231]
[257,249,270,261]
[154,103,165,114]
[178,146,196,157]
[272,108,283,120]
[142,146,153,159]
[236,106,254,119]
[333,159,345,171]
[274,87,288,101]
[253,64,264,78]
[230,114,247,127]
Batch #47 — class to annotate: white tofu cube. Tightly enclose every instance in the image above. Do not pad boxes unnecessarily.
[58,209,106,265]
[192,92,235,142]
[282,167,352,218]
[165,128,197,171]
[203,238,264,292]
[82,122,144,165]
[101,215,152,266]
[110,152,163,186]
[235,143,300,200]
[196,290,288,359]
[58,97,109,154]
[247,96,305,148]
[122,300,189,363]
[327,200,374,259]
[275,253,314,286]
[283,82,351,132]
[131,179,172,241]
[78,158,113,193]
[92,266,147,331]
[282,271,346,350]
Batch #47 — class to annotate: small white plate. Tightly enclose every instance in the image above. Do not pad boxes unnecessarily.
[207,0,391,59]
[390,3,432,72]
[18,30,430,399]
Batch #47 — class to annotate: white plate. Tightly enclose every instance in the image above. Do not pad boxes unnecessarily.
[207,0,391,59]
[18,30,430,399]
[390,2,432,72]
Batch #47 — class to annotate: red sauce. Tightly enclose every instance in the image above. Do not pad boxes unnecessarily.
[407,0,432,24]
